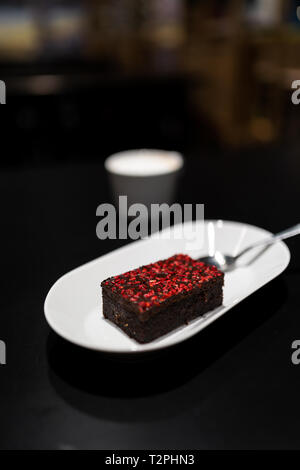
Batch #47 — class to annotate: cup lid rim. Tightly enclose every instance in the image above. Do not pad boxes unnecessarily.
[104,149,184,177]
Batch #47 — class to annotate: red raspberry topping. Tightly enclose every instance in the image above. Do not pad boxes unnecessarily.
[102,254,223,313]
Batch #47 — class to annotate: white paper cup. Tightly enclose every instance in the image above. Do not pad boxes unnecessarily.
[104,149,184,209]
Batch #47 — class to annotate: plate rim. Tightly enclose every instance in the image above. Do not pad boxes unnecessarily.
[44,219,291,353]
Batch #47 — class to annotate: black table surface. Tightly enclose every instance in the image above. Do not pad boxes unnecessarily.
[1,145,300,450]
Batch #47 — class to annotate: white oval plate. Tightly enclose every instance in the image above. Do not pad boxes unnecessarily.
[44,220,290,353]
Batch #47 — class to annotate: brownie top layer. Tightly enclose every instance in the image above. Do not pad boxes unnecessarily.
[101,254,223,314]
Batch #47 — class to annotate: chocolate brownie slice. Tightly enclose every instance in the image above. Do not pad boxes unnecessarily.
[101,254,224,344]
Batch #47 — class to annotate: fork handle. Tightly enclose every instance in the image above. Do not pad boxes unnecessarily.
[236,223,300,259]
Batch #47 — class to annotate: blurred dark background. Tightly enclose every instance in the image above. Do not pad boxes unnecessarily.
[1,0,300,167]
